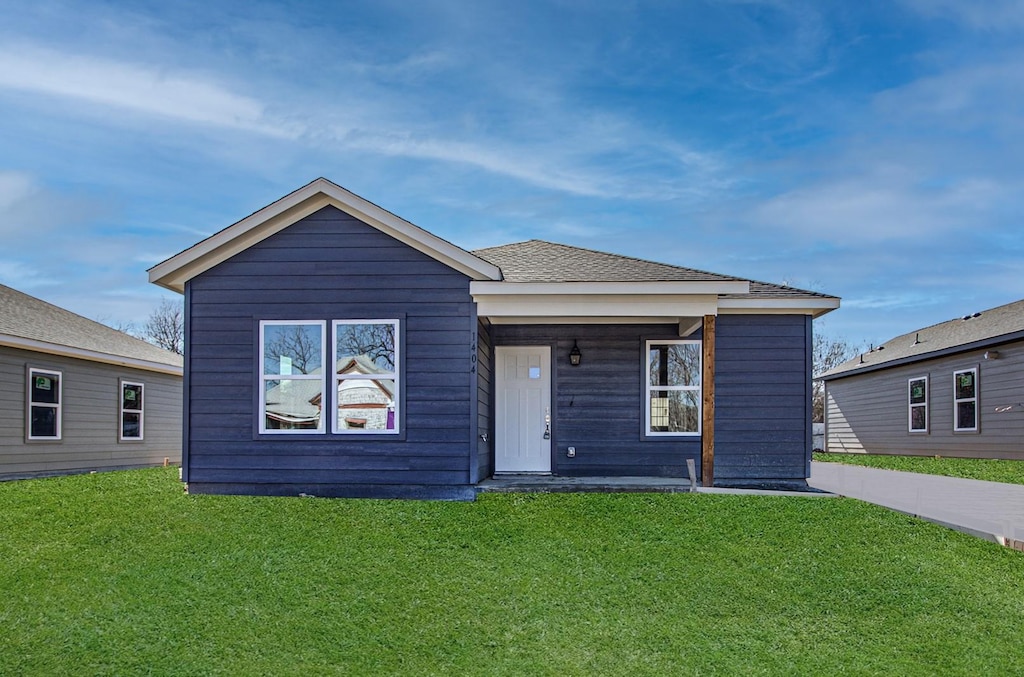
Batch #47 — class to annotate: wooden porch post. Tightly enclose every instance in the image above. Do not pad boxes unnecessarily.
[702,314,716,487]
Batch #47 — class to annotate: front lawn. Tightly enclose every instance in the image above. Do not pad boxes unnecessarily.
[2,468,1023,675]
[814,451,1024,486]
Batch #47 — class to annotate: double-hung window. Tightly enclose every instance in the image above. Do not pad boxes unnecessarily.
[645,340,701,436]
[333,320,400,434]
[120,380,145,440]
[953,368,978,432]
[908,376,928,433]
[28,368,62,440]
[259,321,326,434]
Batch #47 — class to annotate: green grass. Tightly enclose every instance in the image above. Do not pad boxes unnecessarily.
[814,451,1024,486]
[2,468,1024,675]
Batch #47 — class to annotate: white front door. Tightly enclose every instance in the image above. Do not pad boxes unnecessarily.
[495,346,552,473]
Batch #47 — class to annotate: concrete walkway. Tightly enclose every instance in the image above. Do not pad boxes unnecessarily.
[809,461,1024,546]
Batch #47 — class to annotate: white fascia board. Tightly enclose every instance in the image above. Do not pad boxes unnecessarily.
[475,294,718,319]
[718,297,840,318]
[488,316,702,325]
[149,178,501,293]
[0,334,183,376]
[471,280,749,296]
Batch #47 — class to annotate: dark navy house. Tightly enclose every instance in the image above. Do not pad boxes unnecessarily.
[150,179,839,499]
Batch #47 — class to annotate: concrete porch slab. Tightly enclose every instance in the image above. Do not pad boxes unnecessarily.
[477,475,835,497]
[478,475,694,494]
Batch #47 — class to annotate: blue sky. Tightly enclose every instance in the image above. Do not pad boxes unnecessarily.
[1,0,1022,346]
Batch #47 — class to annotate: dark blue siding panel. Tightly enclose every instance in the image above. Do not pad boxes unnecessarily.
[714,314,811,483]
[185,205,475,499]
[475,319,493,482]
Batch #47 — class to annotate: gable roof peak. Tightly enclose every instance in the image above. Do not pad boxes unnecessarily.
[149,179,502,292]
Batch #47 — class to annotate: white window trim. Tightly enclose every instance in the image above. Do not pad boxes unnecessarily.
[259,320,327,435]
[28,367,62,441]
[953,368,979,433]
[908,376,928,434]
[332,319,401,435]
[119,380,145,441]
[644,339,702,437]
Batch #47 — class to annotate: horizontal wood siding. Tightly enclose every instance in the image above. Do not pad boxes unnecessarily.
[185,205,475,498]
[0,345,182,479]
[490,324,702,478]
[476,318,493,480]
[825,339,1024,460]
[713,315,811,483]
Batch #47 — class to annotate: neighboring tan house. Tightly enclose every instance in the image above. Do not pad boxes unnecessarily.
[820,298,1024,460]
[149,178,839,499]
[0,284,183,479]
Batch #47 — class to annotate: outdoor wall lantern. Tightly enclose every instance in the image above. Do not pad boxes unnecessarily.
[569,340,582,366]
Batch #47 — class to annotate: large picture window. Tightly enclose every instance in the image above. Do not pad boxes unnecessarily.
[28,368,62,440]
[645,340,701,436]
[333,320,400,434]
[120,380,144,441]
[953,368,978,432]
[908,376,928,433]
[260,321,326,434]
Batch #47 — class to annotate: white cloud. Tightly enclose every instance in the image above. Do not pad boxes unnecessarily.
[0,259,60,289]
[900,0,1024,31]
[748,168,1013,243]
[0,45,302,138]
[0,171,35,209]
[0,171,109,237]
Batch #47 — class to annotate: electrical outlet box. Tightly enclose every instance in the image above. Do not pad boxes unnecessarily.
[567,446,576,457]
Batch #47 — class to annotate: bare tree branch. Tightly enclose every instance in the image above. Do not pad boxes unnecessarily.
[265,325,320,374]
[812,331,863,423]
[336,323,395,371]
[142,298,184,355]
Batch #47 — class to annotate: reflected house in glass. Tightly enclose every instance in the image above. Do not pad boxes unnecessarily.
[264,376,323,430]
[150,178,839,499]
[820,298,1024,460]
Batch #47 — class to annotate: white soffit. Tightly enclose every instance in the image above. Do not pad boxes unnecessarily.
[470,280,750,295]
[149,178,502,293]
[474,293,719,319]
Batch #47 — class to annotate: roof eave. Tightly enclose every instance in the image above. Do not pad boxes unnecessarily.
[0,334,183,376]
[819,329,1024,381]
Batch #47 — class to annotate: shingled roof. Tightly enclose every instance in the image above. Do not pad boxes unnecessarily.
[0,284,183,373]
[473,239,835,300]
[820,298,1024,380]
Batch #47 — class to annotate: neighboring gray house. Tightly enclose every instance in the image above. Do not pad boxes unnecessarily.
[820,299,1024,460]
[149,178,839,499]
[0,284,183,479]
